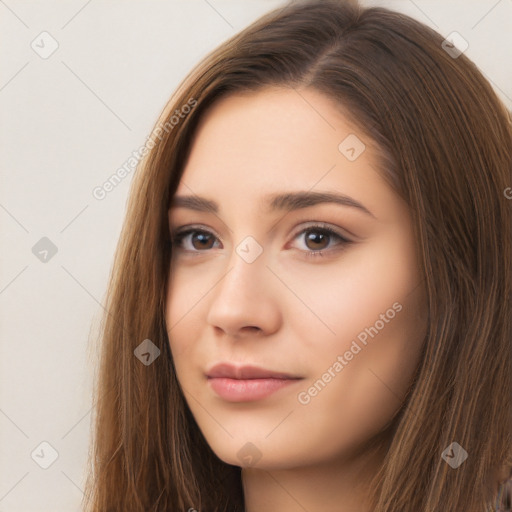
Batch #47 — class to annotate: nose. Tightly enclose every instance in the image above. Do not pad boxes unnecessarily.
[206,245,282,338]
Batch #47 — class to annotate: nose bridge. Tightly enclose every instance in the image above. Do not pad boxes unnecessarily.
[220,233,267,298]
[206,231,279,334]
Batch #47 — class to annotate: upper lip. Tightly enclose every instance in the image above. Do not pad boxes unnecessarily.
[206,363,302,380]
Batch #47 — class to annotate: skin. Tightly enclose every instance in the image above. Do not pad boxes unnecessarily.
[165,86,428,512]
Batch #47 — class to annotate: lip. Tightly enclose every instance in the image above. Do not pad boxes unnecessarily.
[206,363,301,380]
[206,363,303,402]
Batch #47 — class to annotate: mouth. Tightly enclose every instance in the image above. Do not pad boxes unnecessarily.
[206,363,304,402]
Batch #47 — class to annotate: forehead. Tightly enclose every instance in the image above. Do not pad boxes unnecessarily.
[178,88,368,179]
[172,87,403,223]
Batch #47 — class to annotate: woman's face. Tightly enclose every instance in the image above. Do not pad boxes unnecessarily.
[166,86,427,470]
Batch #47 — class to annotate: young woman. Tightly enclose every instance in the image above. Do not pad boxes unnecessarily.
[83,1,512,510]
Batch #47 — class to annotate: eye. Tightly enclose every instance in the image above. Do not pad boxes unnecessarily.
[171,226,220,253]
[290,222,353,259]
[170,222,353,258]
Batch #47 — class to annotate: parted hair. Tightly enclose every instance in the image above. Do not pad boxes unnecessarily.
[83,1,512,510]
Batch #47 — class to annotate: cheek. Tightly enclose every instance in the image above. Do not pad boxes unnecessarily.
[165,269,204,366]
[291,235,426,448]
[300,305,426,458]
[282,229,424,356]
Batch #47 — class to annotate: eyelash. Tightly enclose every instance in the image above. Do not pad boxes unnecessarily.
[170,222,353,259]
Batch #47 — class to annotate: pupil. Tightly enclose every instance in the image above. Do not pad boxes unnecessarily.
[307,231,328,249]
[193,233,212,249]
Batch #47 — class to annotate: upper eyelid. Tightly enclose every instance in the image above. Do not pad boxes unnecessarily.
[171,224,222,241]
[170,222,353,245]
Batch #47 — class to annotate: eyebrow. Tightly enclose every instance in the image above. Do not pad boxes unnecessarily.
[169,191,376,218]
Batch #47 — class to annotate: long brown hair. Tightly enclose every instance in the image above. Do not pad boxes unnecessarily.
[82,1,512,510]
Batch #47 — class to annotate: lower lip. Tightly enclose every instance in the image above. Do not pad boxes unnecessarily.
[207,377,301,402]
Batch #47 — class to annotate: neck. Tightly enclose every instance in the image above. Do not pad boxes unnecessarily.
[241,429,391,512]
